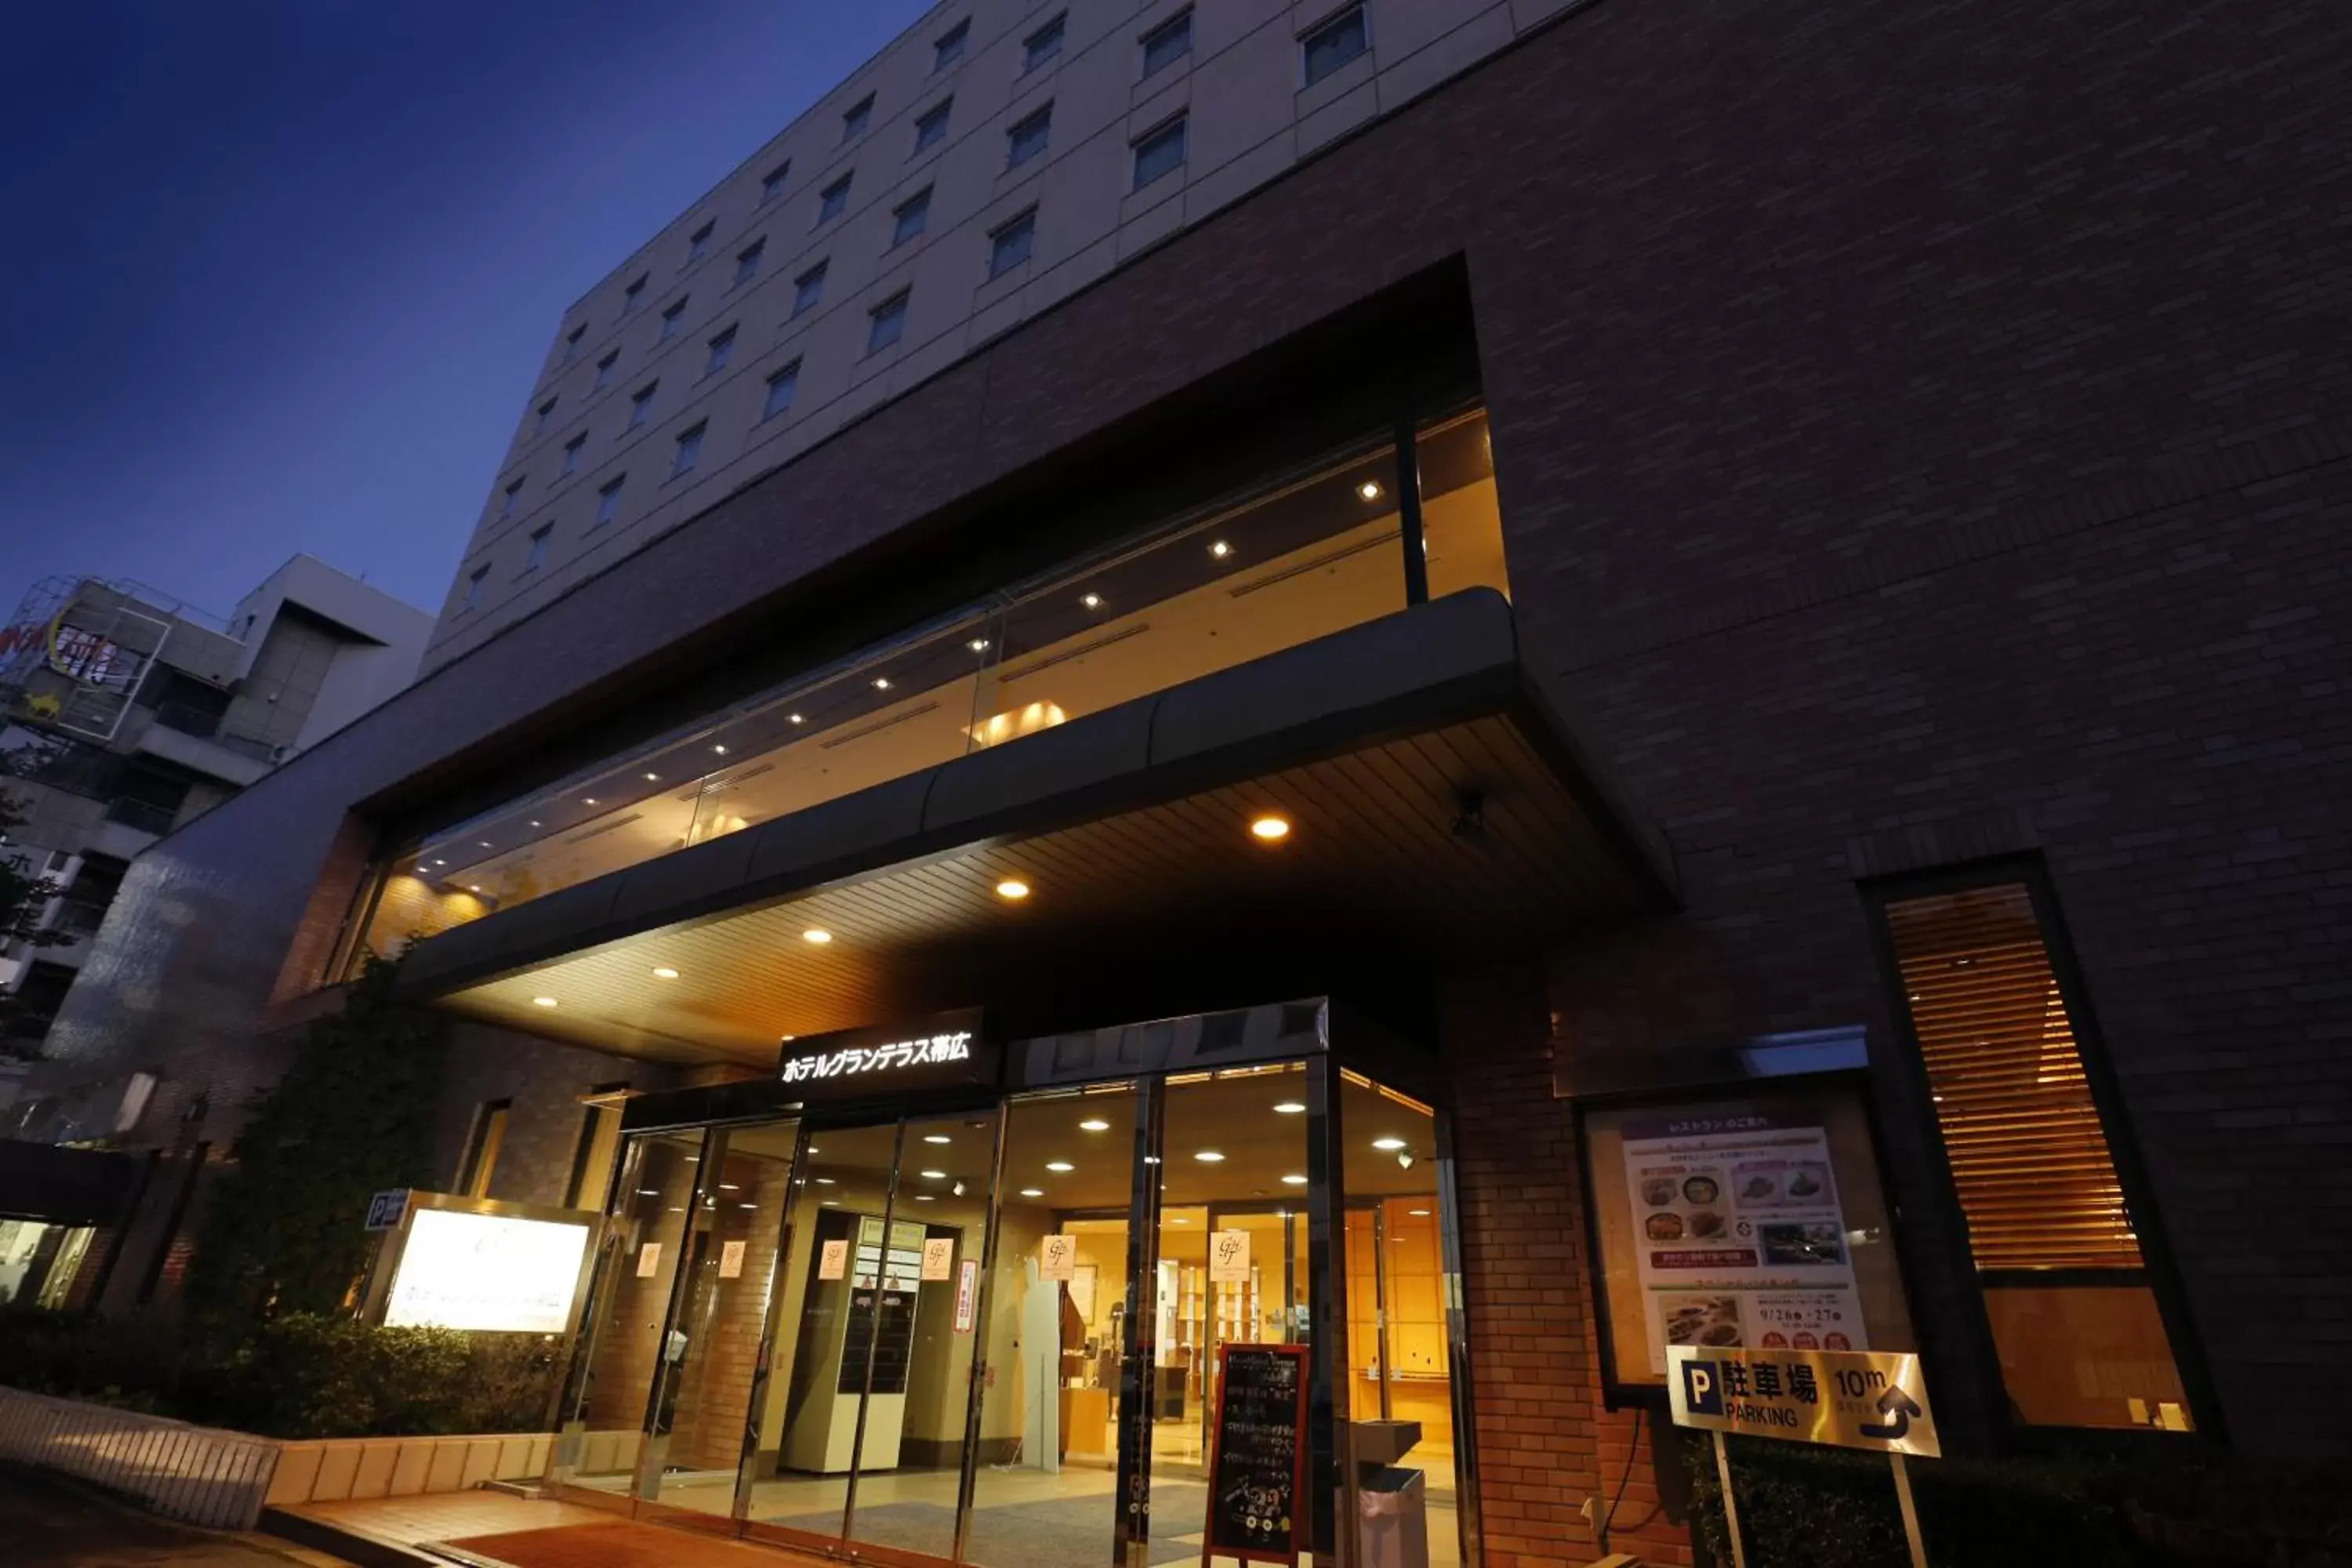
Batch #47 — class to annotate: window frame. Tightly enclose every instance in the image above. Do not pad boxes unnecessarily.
[561,433,586,475]
[891,186,933,249]
[704,325,737,378]
[670,421,707,480]
[1131,113,1188,191]
[760,160,792,203]
[1299,2,1370,89]
[1006,103,1053,170]
[913,97,953,154]
[594,350,619,391]
[621,273,648,314]
[594,475,626,527]
[817,172,853,227]
[733,240,764,287]
[792,261,829,318]
[1860,855,2224,1446]
[687,220,715,263]
[1140,8,1192,78]
[627,381,659,429]
[524,524,553,573]
[762,359,802,421]
[840,93,874,143]
[1023,13,1067,72]
[932,18,969,72]
[866,289,911,355]
[659,297,688,340]
[987,206,1038,278]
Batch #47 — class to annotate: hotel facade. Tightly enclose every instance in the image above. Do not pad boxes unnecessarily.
[9,0,2350,1563]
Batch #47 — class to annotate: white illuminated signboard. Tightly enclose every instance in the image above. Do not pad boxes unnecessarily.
[780,1029,973,1085]
[383,1208,592,1334]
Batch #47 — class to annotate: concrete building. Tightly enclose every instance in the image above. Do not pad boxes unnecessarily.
[9,0,2352,1563]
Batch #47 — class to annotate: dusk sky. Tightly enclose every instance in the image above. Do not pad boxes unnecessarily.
[0,1,930,626]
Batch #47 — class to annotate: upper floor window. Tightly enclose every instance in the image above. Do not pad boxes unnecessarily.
[734,239,765,286]
[705,325,737,377]
[932,19,968,72]
[1141,9,1192,78]
[1132,114,1187,191]
[1007,104,1052,169]
[561,324,585,363]
[988,207,1036,278]
[891,187,932,249]
[594,350,619,391]
[659,298,688,340]
[867,290,909,354]
[841,94,873,143]
[763,360,800,419]
[621,274,647,314]
[463,564,488,611]
[499,477,524,519]
[818,173,853,226]
[524,524,552,572]
[562,433,586,475]
[594,475,625,526]
[1301,4,1369,87]
[628,381,659,429]
[913,98,953,154]
[687,220,714,263]
[533,395,558,434]
[793,262,828,317]
[760,160,791,202]
[671,423,706,479]
[1024,13,1066,72]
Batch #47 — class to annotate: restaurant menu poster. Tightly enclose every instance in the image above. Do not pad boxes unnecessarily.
[1621,1109,1866,1374]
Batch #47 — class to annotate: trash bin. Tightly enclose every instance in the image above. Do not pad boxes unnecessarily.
[1359,1465,1428,1568]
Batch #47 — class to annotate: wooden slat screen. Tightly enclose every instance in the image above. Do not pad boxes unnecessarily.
[1885,884,2143,1272]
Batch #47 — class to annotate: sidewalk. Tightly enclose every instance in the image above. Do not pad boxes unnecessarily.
[272,1490,840,1568]
[1,1462,353,1567]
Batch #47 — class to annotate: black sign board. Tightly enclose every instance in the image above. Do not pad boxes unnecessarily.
[1203,1342,1310,1565]
[775,1008,997,1100]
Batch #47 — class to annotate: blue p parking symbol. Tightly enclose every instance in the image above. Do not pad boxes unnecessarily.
[1682,1359,1724,1417]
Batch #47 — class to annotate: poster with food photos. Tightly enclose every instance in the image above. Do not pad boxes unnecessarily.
[1621,1111,1867,1374]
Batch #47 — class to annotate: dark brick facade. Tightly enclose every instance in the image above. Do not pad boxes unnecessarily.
[22,0,2351,1562]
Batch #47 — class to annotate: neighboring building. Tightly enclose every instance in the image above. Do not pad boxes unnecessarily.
[11,1,2352,1565]
[0,558,430,1061]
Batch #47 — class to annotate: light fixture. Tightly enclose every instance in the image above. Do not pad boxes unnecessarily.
[1047,1160,1074,1173]
[532,996,559,1007]
[819,1199,837,1207]
[1079,1119,1110,1133]
[996,878,1031,900]
[914,1194,935,1203]
[477,840,493,849]
[416,866,429,874]
[1372,1137,1406,1151]
[920,1169,947,1180]
[1282,1174,1308,1186]
[1357,479,1384,502]
[583,797,598,806]
[1250,815,1291,842]
[923,1134,952,1145]
[638,1189,660,1197]
[433,858,447,867]
[652,966,679,978]
[713,743,729,755]
[815,1178,837,1186]
[782,1033,797,1043]
[1409,1208,1432,1218]
[873,676,892,691]
[1170,1216,1189,1225]
[802,928,833,945]
[789,713,804,724]
[719,1182,740,1192]
[1397,1151,1416,1171]
[1020,1188,1045,1198]
[1273,1101,1306,1115]
[968,637,989,652]
[1081,593,1103,608]
[1195,1150,1225,1163]
[528,819,542,828]
[644,771,659,782]
[468,885,482,894]
[1210,540,1231,559]
[739,1202,758,1210]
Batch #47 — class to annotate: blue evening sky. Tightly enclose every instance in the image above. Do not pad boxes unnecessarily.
[0,1,931,625]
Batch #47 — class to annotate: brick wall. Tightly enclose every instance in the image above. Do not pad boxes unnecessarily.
[430,1020,681,1207]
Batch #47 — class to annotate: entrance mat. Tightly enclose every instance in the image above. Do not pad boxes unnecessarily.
[443,1520,811,1567]
[761,1484,1208,1568]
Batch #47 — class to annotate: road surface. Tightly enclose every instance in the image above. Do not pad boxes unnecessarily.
[0,1463,354,1566]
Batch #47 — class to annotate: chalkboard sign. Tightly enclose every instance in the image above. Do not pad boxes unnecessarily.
[1202,1342,1310,1565]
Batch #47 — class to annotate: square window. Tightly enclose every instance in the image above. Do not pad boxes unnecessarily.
[688,220,714,263]
[841,94,873,143]
[562,433,586,474]
[524,524,552,572]
[914,98,952,154]
[1301,4,1369,87]
[892,187,931,248]
[659,297,688,339]
[760,160,791,202]
[1024,13,1066,72]
[1142,9,1192,78]
[534,395,558,433]
[988,208,1036,278]
[1007,104,1052,169]
[594,476,625,526]
[933,20,968,72]
[867,291,909,354]
[705,325,737,377]
[1132,115,1187,190]
[763,360,801,419]
[463,564,488,610]
[594,350,619,391]
[734,239,764,285]
[561,324,584,362]
[671,423,706,478]
[818,173,852,225]
[500,477,524,518]
[628,381,658,429]
[622,274,647,314]
[793,262,828,317]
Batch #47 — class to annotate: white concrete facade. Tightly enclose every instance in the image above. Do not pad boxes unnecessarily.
[426,0,1577,666]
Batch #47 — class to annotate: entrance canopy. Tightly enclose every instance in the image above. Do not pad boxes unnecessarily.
[398,590,1673,1066]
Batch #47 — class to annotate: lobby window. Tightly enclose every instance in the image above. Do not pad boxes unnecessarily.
[561,1087,631,1209]
[867,290,909,354]
[1876,873,2197,1433]
[562,432,586,475]
[670,422,706,478]
[932,18,967,72]
[733,239,764,286]
[622,273,646,314]
[533,395,557,434]
[1131,114,1186,190]
[1007,103,1052,170]
[594,350,619,391]
[659,297,688,340]
[988,207,1036,278]
[704,325,736,377]
[1024,12,1065,71]
[524,524,552,572]
[762,359,800,419]
[891,187,931,248]
[499,477,524,520]
[462,564,488,611]
[817,172,852,226]
[560,323,584,363]
[687,220,714,263]
[628,381,658,429]
[841,93,873,143]
[595,475,625,526]
[760,159,790,202]
[1141,9,1192,78]
[1301,3,1369,88]
[793,261,828,317]
[913,97,952,154]
[457,1099,512,1199]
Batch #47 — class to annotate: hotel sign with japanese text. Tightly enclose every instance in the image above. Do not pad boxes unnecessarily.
[776,1009,997,1099]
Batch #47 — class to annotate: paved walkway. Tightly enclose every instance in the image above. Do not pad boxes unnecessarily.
[0,1464,350,1567]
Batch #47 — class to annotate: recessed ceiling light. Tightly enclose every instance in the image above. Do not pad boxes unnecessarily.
[789,713,804,724]
[477,840,493,849]
[532,996,558,1007]
[416,866,430,874]
[1170,1216,1189,1225]
[1047,1160,1074,1173]
[644,771,659,782]
[920,1170,947,1180]
[1282,1174,1308,1185]
[527,819,542,828]
[873,677,892,691]
[468,885,482,893]
[713,743,728,754]
[1195,1150,1225,1163]
[1372,1137,1406,1152]
[1250,815,1291,842]
[583,797,597,806]
[652,966,679,978]
[433,858,447,867]
[913,1194,935,1202]
[1020,1188,1045,1198]
[815,1178,836,1186]
[802,928,833,944]
[1273,1101,1306,1114]
[1357,479,1384,502]
[996,878,1031,900]
[1210,540,1231,558]
[1079,1119,1110,1133]
[782,1033,797,1043]
[819,1200,837,1207]
[1081,593,1103,609]
[968,637,989,652]
[1409,1208,1432,1217]
[923,1134,951,1145]
[637,1189,660,1197]
[719,1182,740,1191]
[739,1202,757,1210]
